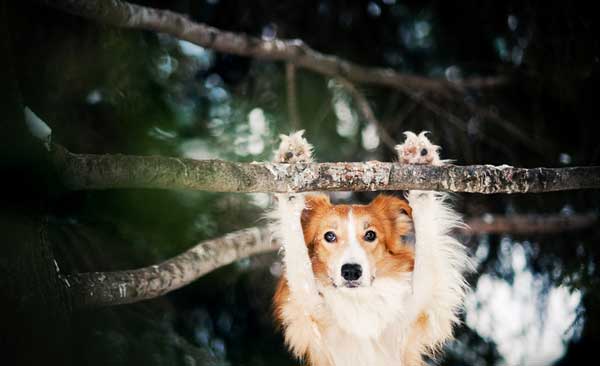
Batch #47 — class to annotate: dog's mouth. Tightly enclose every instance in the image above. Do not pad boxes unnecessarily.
[328,276,374,289]
[343,281,361,288]
[341,275,375,289]
[328,277,361,289]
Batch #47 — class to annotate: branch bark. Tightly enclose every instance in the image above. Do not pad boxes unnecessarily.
[44,0,505,95]
[67,227,275,307]
[67,213,596,307]
[51,145,600,194]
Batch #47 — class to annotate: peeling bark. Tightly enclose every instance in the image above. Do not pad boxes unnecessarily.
[51,145,600,194]
[67,212,596,307]
[43,0,505,95]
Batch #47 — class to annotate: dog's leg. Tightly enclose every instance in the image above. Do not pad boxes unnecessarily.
[396,132,472,352]
[272,131,322,309]
[271,132,333,364]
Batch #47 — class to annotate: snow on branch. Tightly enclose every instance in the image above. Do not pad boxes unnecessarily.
[51,145,600,194]
[44,0,504,94]
[67,212,596,307]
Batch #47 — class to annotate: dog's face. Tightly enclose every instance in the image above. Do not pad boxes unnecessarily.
[301,194,415,289]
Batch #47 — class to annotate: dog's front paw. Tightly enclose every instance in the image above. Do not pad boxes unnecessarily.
[394,131,442,166]
[275,130,314,163]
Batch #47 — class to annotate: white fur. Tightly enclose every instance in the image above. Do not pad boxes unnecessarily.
[405,190,473,341]
[271,131,322,312]
[318,278,413,365]
[271,131,472,366]
[275,130,314,163]
[272,194,322,312]
[331,210,372,288]
[320,276,412,339]
[395,131,443,166]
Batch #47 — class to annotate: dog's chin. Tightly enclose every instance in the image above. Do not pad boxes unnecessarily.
[328,278,361,289]
[340,275,377,289]
[327,277,372,289]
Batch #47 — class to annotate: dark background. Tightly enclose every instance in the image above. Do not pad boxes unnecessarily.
[1,0,599,365]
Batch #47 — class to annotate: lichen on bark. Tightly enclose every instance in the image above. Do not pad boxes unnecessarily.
[51,146,600,194]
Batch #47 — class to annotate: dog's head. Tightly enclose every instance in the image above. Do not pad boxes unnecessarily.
[301,194,415,289]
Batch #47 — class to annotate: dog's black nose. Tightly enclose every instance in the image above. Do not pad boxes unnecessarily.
[341,263,362,281]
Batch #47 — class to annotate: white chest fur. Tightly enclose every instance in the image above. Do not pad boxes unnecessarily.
[317,276,413,366]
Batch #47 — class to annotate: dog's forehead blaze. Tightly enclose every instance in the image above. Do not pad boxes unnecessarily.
[302,194,415,282]
[301,194,413,249]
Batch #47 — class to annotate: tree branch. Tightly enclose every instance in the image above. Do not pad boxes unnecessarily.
[66,212,596,307]
[286,62,301,130]
[51,145,600,194]
[67,227,275,307]
[465,213,598,235]
[44,0,533,155]
[44,0,505,95]
[335,78,397,151]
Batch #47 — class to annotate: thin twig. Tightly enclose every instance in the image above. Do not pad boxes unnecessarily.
[285,62,301,130]
[466,103,548,155]
[336,78,396,151]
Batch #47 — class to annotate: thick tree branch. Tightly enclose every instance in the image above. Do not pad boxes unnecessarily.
[51,145,600,194]
[44,0,505,95]
[67,227,275,307]
[67,213,596,307]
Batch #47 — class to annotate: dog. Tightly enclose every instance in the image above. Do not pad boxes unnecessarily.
[271,131,472,366]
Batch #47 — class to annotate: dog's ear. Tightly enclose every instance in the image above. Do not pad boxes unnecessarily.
[300,194,331,246]
[369,195,414,254]
[369,194,412,218]
[304,193,330,209]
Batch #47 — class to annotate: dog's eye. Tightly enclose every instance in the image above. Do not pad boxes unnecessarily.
[364,230,377,242]
[324,231,337,243]
[420,148,428,156]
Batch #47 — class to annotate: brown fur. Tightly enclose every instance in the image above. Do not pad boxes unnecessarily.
[299,194,414,286]
[273,194,417,363]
